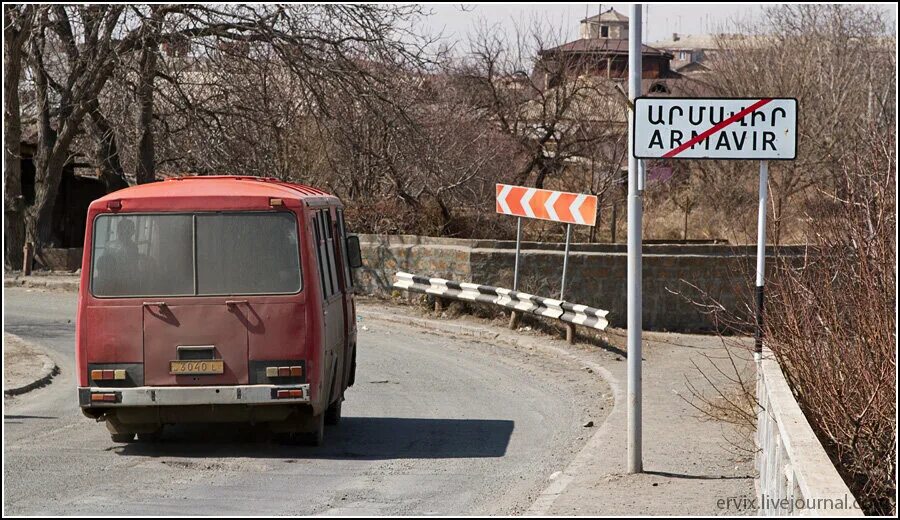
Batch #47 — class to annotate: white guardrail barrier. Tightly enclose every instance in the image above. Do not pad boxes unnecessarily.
[392,272,609,331]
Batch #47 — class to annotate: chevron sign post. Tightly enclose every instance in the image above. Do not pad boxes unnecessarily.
[495,183,598,305]
[495,184,597,226]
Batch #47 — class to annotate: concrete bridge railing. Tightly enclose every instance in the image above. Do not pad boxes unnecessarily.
[756,349,862,516]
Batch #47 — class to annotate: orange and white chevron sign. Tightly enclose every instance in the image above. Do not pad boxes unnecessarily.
[496,184,597,226]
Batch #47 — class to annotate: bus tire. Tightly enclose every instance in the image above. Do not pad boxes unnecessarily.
[348,347,357,387]
[110,432,135,443]
[325,397,342,426]
[304,413,325,446]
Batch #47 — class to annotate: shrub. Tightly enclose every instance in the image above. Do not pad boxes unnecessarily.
[765,123,896,515]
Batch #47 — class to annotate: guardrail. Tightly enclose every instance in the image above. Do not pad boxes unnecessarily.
[392,272,609,335]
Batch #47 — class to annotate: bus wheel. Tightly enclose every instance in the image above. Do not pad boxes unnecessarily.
[348,347,357,387]
[325,397,342,426]
[110,432,135,443]
[304,413,325,446]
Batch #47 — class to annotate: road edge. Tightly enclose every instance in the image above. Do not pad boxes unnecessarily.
[4,274,80,292]
[4,333,61,397]
[357,306,623,516]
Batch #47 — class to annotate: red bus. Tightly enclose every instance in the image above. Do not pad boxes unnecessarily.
[76,176,362,445]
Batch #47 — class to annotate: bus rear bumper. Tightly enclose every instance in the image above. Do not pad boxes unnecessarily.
[78,384,310,408]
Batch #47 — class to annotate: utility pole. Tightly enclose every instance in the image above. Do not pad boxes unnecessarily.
[644,5,649,43]
[627,3,644,475]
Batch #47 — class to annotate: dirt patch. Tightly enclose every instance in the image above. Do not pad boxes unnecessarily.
[4,332,58,396]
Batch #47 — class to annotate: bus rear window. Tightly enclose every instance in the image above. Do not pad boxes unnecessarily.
[91,212,301,297]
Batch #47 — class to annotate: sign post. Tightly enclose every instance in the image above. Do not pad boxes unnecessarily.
[496,184,598,317]
[513,217,522,291]
[560,224,572,300]
[626,3,644,475]
[755,161,769,355]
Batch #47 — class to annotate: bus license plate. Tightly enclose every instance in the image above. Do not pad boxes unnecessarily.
[169,359,224,375]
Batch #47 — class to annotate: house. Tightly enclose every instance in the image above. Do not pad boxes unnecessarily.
[579,7,630,39]
[649,33,746,75]
[534,8,679,92]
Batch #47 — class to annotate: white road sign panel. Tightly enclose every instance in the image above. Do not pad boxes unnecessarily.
[633,97,797,160]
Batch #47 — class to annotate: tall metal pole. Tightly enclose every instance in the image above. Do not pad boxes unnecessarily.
[627,3,644,474]
[755,161,769,356]
[560,223,572,300]
[513,217,522,291]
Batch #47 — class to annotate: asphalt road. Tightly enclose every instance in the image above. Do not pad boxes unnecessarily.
[3,288,606,515]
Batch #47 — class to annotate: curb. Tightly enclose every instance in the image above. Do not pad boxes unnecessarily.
[4,276,80,292]
[357,306,622,516]
[4,334,60,397]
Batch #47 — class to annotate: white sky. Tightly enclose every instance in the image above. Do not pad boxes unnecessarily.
[417,2,898,46]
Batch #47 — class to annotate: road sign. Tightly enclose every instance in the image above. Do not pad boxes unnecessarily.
[495,183,597,305]
[633,97,797,160]
[496,184,597,226]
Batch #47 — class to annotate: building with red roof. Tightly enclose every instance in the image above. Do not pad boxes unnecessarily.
[534,8,679,91]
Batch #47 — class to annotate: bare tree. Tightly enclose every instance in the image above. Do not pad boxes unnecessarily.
[99,5,517,238]
[677,6,896,513]
[107,4,436,180]
[13,4,438,260]
[3,4,34,269]
[703,4,895,243]
[302,62,518,237]
[24,6,128,254]
[134,6,167,184]
[84,96,129,192]
[765,121,896,515]
[460,19,632,242]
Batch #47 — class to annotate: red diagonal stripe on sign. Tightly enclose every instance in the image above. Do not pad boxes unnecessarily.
[662,98,774,158]
[554,193,575,223]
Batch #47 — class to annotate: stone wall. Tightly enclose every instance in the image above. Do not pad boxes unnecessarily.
[30,235,805,332]
[356,235,474,297]
[36,247,83,272]
[358,234,805,331]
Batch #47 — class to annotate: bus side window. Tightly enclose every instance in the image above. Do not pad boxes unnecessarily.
[312,212,330,300]
[322,209,340,296]
[336,209,354,289]
[315,209,338,298]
